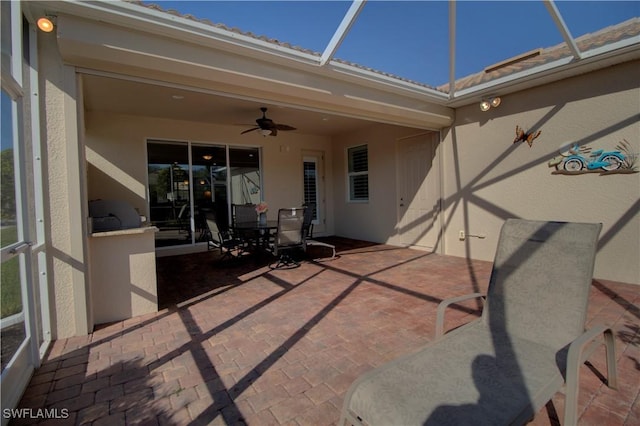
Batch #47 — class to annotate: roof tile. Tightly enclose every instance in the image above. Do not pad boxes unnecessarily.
[439,17,640,92]
[132,1,638,94]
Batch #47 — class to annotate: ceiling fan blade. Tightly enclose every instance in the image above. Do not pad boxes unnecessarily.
[240,127,259,135]
[275,124,296,131]
[240,108,296,136]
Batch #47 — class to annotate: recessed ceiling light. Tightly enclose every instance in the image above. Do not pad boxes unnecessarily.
[171,95,184,100]
[322,117,330,121]
[37,17,55,33]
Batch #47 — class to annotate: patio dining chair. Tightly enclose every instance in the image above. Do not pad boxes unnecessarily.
[165,203,190,239]
[302,203,336,259]
[232,203,260,247]
[204,212,245,261]
[340,219,617,426]
[232,203,257,224]
[268,207,306,269]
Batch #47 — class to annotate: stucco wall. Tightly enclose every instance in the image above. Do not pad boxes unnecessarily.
[39,33,91,339]
[89,228,158,324]
[332,124,435,244]
[84,111,334,234]
[441,60,640,284]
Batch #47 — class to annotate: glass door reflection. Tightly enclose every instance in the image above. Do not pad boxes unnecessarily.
[192,145,228,241]
[229,147,261,206]
[147,142,191,247]
[147,142,261,248]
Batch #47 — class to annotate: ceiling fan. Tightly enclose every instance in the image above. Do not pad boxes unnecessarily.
[240,107,296,136]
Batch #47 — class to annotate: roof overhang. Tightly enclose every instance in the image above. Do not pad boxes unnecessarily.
[447,38,640,108]
[25,0,640,124]
[28,0,454,130]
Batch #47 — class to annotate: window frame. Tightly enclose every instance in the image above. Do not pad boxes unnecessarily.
[146,139,263,251]
[303,156,320,224]
[1,3,50,410]
[346,144,369,203]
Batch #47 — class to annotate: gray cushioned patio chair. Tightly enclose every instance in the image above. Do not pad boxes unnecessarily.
[232,203,257,224]
[302,203,336,259]
[204,212,245,261]
[269,207,306,269]
[340,219,617,426]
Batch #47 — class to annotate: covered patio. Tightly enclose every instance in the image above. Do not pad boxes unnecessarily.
[15,239,639,425]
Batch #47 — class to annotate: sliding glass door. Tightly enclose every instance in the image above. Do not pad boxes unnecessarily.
[191,144,229,241]
[147,141,261,248]
[147,142,191,247]
[229,147,261,206]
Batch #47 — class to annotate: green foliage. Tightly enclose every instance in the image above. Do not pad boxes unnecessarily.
[1,226,22,318]
[1,149,16,221]
[1,257,21,318]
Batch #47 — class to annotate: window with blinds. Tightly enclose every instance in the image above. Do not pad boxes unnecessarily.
[348,145,369,202]
[303,160,318,221]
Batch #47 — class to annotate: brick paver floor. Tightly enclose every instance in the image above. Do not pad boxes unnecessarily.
[13,238,640,425]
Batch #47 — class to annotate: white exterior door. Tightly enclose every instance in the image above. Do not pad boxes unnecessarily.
[302,151,325,235]
[396,133,440,250]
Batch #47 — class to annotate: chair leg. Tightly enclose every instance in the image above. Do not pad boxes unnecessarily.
[338,405,360,426]
[603,328,618,389]
[270,251,300,269]
[564,325,617,426]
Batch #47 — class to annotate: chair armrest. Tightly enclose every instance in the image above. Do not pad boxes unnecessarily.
[564,324,617,425]
[435,292,485,340]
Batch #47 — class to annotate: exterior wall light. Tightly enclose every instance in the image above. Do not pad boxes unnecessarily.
[37,17,55,33]
[480,96,501,111]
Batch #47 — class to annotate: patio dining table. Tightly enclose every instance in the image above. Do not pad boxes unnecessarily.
[232,220,278,252]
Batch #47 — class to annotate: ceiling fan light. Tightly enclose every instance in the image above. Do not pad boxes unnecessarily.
[202,154,212,160]
[260,129,273,136]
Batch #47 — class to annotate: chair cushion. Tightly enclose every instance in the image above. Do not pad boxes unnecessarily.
[345,321,566,426]
[484,220,601,349]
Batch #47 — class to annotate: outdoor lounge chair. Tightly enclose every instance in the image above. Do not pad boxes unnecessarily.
[340,219,617,426]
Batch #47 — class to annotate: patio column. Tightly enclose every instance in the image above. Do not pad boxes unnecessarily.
[39,33,92,338]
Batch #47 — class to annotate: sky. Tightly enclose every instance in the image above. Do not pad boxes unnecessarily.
[2,1,638,151]
[146,0,639,85]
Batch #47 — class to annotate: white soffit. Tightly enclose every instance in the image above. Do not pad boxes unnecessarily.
[30,0,640,110]
[35,0,446,99]
[52,13,454,128]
